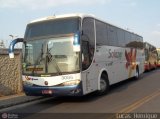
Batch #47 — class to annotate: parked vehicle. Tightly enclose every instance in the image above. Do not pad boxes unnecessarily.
[9,14,144,96]
[144,42,157,71]
[157,48,160,67]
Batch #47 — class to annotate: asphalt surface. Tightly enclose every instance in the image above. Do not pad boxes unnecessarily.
[0,94,44,109]
[0,68,160,119]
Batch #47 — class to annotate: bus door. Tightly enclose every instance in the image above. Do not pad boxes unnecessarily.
[81,17,97,94]
[81,40,97,94]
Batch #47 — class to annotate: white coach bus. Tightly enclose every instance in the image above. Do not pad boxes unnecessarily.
[9,14,144,96]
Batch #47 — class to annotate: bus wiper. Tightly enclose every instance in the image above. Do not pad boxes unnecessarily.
[46,46,62,75]
[31,44,44,75]
[37,44,44,64]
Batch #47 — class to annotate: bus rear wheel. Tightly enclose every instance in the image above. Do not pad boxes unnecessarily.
[154,62,157,69]
[97,74,109,95]
[134,67,139,79]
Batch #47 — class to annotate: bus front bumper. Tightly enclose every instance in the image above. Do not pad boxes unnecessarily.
[23,84,83,97]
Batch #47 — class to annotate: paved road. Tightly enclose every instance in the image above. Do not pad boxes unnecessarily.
[1,69,160,119]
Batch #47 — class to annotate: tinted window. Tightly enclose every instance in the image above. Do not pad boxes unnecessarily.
[81,41,90,70]
[126,33,135,47]
[82,17,95,70]
[25,17,80,39]
[125,31,131,47]
[136,36,143,49]
[82,18,95,47]
[108,25,118,46]
[131,34,136,43]
[117,28,125,47]
[96,20,108,45]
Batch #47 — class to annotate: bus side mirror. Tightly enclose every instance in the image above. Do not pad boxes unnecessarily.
[9,38,24,58]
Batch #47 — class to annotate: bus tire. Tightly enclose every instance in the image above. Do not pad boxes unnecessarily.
[149,63,151,71]
[154,62,157,69]
[97,73,109,95]
[134,66,139,80]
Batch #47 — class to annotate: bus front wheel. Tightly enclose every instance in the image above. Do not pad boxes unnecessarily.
[97,74,109,95]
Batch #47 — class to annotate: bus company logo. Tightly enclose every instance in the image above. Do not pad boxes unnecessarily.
[62,75,74,80]
[125,49,137,77]
[125,49,137,69]
[25,76,38,81]
[108,49,123,59]
[2,113,8,119]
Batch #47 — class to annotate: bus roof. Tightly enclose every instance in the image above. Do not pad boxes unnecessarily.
[29,13,142,38]
[29,13,94,23]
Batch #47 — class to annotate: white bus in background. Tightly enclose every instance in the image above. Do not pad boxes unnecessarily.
[9,14,144,96]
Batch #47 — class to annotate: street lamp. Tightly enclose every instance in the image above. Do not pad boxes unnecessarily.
[9,34,18,40]
[9,34,18,48]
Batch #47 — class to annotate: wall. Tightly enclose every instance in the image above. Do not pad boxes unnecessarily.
[0,49,23,96]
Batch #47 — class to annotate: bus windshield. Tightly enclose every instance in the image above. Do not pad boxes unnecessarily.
[23,17,81,76]
[23,37,80,76]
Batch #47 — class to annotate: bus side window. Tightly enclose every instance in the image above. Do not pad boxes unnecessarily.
[82,40,90,70]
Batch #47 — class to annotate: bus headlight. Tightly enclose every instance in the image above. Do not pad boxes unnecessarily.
[23,81,33,86]
[62,80,80,86]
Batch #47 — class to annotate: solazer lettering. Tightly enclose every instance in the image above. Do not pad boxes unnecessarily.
[108,49,123,59]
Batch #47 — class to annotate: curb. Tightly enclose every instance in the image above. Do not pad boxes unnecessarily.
[0,93,25,101]
[0,94,44,110]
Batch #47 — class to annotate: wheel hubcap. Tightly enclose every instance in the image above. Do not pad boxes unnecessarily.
[100,79,106,92]
[135,70,139,78]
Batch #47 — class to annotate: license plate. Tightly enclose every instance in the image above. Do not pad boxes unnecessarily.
[42,90,53,94]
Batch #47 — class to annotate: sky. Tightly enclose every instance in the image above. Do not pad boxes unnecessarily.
[0,0,160,48]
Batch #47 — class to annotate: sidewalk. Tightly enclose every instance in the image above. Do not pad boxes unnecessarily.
[0,93,43,110]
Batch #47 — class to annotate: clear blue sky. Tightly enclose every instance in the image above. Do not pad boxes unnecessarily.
[0,0,160,48]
